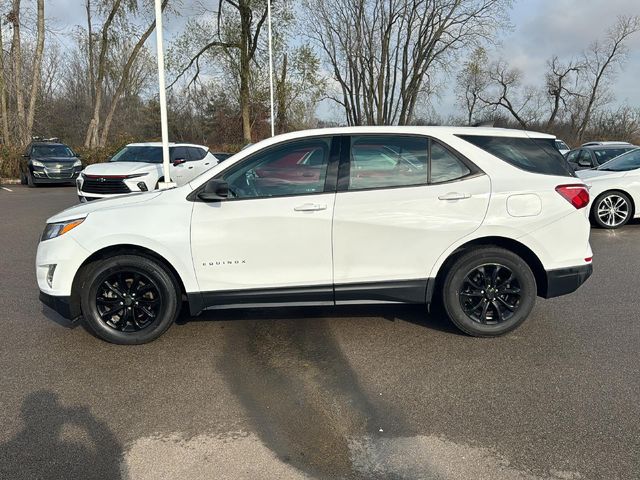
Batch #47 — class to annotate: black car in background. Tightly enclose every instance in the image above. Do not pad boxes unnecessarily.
[19,139,83,186]
[565,144,637,171]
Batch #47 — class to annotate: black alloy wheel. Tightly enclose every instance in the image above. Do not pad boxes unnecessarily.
[80,254,181,344]
[458,264,521,325]
[442,247,536,337]
[95,269,163,332]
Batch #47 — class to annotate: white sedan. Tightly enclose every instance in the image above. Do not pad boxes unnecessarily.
[577,148,640,228]
[76,142,224,202]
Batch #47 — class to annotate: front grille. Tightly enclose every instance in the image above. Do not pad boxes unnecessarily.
[45,169,75,179]
[81,178,131,194]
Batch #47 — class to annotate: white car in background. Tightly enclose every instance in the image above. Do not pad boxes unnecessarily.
[37,126,593,344]
[577,148,640,228]
[76,142,223,202]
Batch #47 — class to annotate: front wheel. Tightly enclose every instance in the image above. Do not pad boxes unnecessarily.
[442,247,537,337]
[591,191,632,229]
[79,254,181,344]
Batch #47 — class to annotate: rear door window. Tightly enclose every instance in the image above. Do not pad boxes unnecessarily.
[348,136,428,190]
[458,135,575,177]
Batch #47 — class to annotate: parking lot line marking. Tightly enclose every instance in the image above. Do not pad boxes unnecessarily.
[1,187,13,192]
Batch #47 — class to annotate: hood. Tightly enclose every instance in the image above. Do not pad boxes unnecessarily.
[47,191,163,223]
[83,161,158,176]
[33,156,78,164]
[576,169,627,180]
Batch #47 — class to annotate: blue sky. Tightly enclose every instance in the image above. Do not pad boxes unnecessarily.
[48,0,640,121]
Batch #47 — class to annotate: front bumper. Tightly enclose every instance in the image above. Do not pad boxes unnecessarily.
[543,263,593,299]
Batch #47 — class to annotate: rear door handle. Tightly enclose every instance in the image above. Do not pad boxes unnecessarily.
[438,192,471,201]
[294,203,327,212]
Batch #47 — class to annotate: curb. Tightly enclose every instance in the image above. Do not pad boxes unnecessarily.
[0,178,20,185]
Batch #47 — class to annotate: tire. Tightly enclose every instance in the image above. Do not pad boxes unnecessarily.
[591,191,632,229]
[442,247,537,337]
[79,254,181,344]
[19,171,27,185]
[27,172,35,188]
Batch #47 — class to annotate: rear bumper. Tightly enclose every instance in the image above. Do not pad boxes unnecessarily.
[39,291,80,320]
[543,264,593,299]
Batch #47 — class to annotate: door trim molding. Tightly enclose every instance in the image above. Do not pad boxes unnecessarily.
[188,278,434,315]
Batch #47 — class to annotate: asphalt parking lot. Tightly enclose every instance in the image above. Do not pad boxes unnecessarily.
[0,184,638,480]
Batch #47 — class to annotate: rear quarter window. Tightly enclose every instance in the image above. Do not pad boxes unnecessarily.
[458,135,575,177]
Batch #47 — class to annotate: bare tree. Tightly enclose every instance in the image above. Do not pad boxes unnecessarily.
[0,20,10,144]
[575,15,640,141]
[169,0,270,144]
[84,0,124,147]
[99,0,168,146]
[545,56,582,128]
[477,61,539,129]
[303,0,511,126]
[456,47,489,125]
[8,0,25,142]
[24,0,44,145]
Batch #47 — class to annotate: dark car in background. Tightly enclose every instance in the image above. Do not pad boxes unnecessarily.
[211,152,233,162]
[19,139,83,187]
[565,144,637,171]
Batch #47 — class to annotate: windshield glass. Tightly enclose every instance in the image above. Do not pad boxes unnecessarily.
[31,145,74,158]
[593,148,634,165]
[111,146,165,163]
[598,148,640,171]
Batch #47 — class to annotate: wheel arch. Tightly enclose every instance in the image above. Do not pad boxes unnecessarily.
[69,244,188,319]
[429,236,548,301]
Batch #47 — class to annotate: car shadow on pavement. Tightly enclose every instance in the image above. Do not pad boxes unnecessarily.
[0,391,123,480]
[179,303,463,336]
[203,305,462,479]
[41,305,82,329]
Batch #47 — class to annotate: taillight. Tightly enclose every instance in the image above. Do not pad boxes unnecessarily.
[555,184,590,209]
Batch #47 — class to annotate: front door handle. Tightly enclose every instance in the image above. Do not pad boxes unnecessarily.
[294,203,327,212]
[438,192,471,201]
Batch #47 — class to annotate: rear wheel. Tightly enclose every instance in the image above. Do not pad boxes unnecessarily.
[442,247,536,337]
[591,191,632,229]
[79,254,181,344]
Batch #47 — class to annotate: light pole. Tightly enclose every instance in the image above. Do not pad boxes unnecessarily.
[154,0,174,188]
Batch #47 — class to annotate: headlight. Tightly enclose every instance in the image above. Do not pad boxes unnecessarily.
[73,159,82,167]
[31,160,45,167]
[125,173,148,179]
[41,218,85,241]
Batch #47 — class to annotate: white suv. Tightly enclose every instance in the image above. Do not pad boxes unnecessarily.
[76,142,223,202]
[37,127,593,344]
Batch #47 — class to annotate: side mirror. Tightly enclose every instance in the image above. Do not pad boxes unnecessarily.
[198,179,229,202]
[173,158,187,166]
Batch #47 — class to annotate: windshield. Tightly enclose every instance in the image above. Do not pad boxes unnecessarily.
[31,145,74,158]
[111,146,165,163]
[598,148,640,172]
[593,148,634,165]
